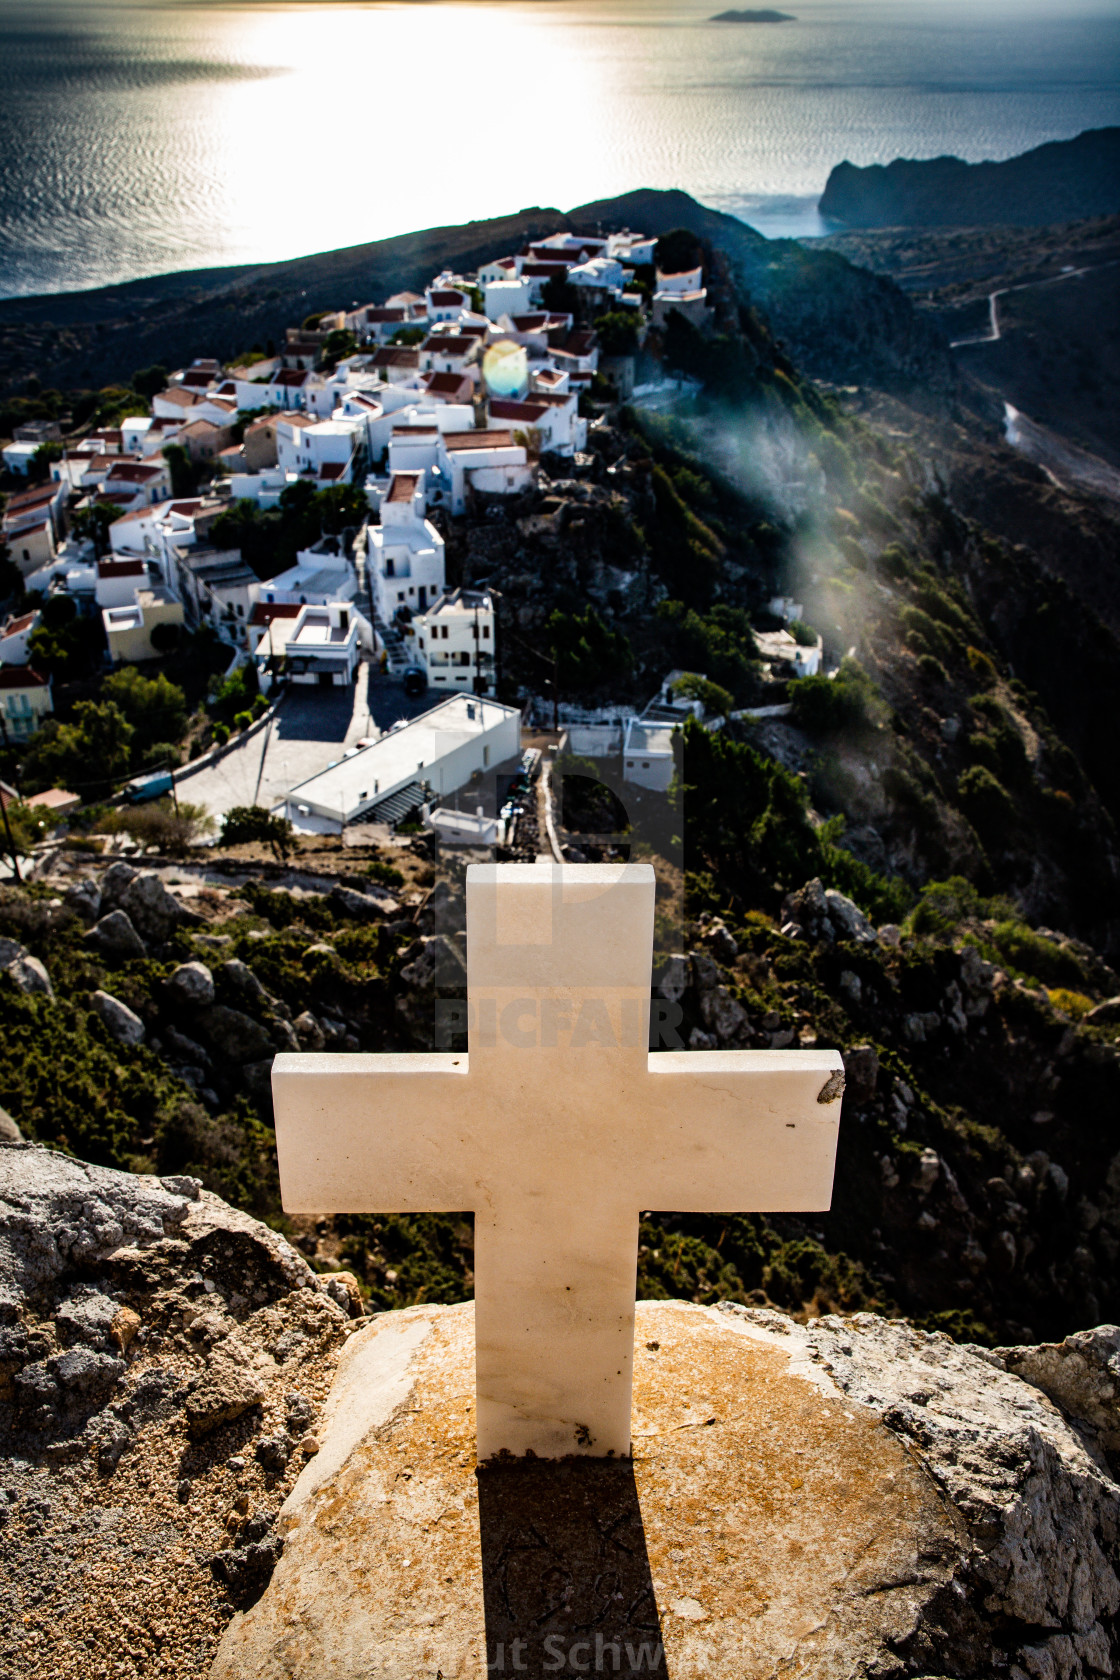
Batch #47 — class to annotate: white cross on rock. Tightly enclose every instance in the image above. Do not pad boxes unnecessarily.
[273,862,844,1459]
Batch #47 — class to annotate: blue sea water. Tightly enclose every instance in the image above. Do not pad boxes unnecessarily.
[0,0,1117,298]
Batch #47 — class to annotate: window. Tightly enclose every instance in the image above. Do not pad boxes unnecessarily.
[483,745,490,766]
[642,761,650,769]
[482,625,490,638]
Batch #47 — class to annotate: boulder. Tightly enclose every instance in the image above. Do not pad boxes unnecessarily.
[293,1012,325,1051]
[166,960,215,1008]
[210,1302,1120,1680]
[163,1025,211,1069]
[399,934,467,991]
[1086,996,1120,1027]
[329,885,400,924]
[996,1323,1120,1457]
[4,948,53,998]
[98,860,138,915]
[0,1146,349,1673]
[198,1004,274,1064]
[85,908,147,959]
[121,871,189,944]
[823,887,877,945]
[698,983,749,1044]
[842,1043,879,1107]
[0,1105,22,1144]
[654,954,690,1006]
[63,878,101,925]
[221,958,269,1008]
[91,989,146,1047]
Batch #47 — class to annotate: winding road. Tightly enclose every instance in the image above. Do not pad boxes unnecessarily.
[949,258,1119,349]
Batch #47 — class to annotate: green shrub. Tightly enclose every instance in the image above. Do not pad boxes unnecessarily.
[221,806,294,860]
[789,658,886,736]
[907,876,986,940]
[212,723,230,746]
[232,710,253,733]
[251,694,269,718]
[957,764,1016,837]
[988,922,1090,990]
[788,619,817,648]
[966,646,999,687]
[367,859,405,889]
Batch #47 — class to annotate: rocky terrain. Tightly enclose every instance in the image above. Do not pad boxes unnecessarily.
[3,1144,1118,1680]
[819,127,1120,230]
[0,1142,361,1680]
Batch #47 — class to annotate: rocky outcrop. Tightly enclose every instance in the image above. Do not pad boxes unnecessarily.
[0,935,53,998]
[820,126,1120,229]
[0,1145,359,1680]
[212,1299,1120,1680]
[90,988,146,1046]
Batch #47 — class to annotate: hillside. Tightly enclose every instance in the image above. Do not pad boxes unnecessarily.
[819,126,1120,229]
[0,188,953,422]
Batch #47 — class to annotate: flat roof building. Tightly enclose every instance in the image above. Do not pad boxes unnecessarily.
[281,693,520,831]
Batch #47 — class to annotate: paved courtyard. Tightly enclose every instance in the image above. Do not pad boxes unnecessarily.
[178,664,433,824]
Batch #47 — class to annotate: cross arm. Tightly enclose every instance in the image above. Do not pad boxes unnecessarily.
[271,1053,480,1214]
[634,1049,843,1213]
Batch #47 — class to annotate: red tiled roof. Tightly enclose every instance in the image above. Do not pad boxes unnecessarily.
[278,368,310,386]
[392,426,437,436]
[106,462,163,482]
[180,369,214,388]
[429,289,467,306]
[6,484,58,511]
[442,430,514,452]
[157,387,200,408]
[510,313,549,331]
[0,665,49,691]
[423,372,471,397]
[318,462,346,481]
[97,558,145,578]
[422,336,475,357]
[521,262,569,278]
[387,472,421,503]
[2,612,37,636]
[249,601,302,627]
[489,400,549,423]
[364,307,407,322]
[372,348,420,368]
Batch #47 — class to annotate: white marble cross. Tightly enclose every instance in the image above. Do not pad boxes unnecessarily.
[273,863,843,1459]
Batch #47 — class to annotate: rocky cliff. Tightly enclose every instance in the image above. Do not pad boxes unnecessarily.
[2,1145,1118,1680]
[819,127,1120,229]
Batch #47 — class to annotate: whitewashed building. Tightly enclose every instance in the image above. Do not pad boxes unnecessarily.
[368,471,446,621]
[281,693,520,830]
[405,588,496,696]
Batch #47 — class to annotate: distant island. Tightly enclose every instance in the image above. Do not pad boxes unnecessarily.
[710,9,796,22]
[819,126,1120,229]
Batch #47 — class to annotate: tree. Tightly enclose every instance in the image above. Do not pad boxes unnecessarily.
[102,667,187,755]
[671,672,735,718]
[162,443,196,499]
[320,328,359,369]
[547,608,633,694]
[593,312,641,358]
[101,798,214,857]
[131,364,168,399]
[654,228,704,278]
[71,502,116,559]
[220,805,294,861]
[21,700,134,796]
[788,657,886,736]
[390,326,426,347]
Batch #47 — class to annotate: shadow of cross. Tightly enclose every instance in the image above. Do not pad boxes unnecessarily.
[477,1458,666,1679]
[273,862,844,1459]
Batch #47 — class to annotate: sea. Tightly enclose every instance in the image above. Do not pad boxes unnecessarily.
[0,0,1118,300]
